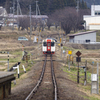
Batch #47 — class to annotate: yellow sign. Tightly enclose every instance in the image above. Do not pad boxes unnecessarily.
[60,38,62,43]
[58,44,60,46]
[37,38,38,42]
[68,51,72,55]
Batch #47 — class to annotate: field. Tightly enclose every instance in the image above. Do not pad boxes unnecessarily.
[1,26,100,100]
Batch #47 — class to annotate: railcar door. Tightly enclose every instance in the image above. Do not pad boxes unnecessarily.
[47,40,51,52]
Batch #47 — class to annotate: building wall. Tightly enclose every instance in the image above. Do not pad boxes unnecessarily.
[91,5,100,16]
[73,32,96,44]
[83,16,100,30]
[83,5,100,30]
[89,25,100,30]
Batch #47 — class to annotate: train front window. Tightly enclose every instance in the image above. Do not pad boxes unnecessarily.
[43,42,47,46]
[51,42,54,46]
[48,43,50,46]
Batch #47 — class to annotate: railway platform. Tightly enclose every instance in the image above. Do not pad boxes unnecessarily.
[0,71,15,100]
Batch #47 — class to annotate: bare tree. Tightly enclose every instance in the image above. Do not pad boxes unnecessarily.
[46,18,53,30]
[0,25,2,30]
[50,7,90,35]
[18,17,30,30]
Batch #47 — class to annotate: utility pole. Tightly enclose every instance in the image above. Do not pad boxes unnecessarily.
[29,5,32,41]
[76,0,79,13]
[93,0,95,16]
[10,7,12,14]
[13,0,15,30]
[17,0,19,19]
[17,0,19,29]
[36,1,38,16]
[36,1,41,17]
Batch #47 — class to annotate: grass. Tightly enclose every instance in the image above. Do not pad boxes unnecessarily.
[80,94,100,100]
[62,63,100,100]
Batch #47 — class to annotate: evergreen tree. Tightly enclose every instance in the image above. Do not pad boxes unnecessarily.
[0,0,88,14]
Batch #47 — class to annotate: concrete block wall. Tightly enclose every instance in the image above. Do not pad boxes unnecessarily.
[82,44,100,49]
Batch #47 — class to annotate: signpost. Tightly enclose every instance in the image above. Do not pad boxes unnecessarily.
[76,51,82,84]
[91,62,99,94]
[61,43,63,57]
[91,74,98,94]
[68,50,72,70]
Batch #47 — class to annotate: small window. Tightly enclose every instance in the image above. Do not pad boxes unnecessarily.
[95,12,98,15]
[51,42,54,46]
[98,12,100,15]
[43,42,47,46]
[86,40,90,42]
[48,43,50,46]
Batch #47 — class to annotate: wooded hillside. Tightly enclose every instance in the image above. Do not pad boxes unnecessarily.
[0,0,88,14]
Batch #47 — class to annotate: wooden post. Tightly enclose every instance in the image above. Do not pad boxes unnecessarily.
[77,61,79,83]
[84,60,87,85]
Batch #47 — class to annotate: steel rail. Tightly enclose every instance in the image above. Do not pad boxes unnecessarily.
[50,55,57,100]
[25,55,47,100]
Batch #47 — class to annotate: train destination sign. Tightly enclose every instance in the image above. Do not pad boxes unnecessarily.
[76,51,81,57]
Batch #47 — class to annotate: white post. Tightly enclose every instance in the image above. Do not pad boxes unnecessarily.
[7,52,9,71]
[97,62,99,94]
[17,65,20,78]
[22,65,26,73]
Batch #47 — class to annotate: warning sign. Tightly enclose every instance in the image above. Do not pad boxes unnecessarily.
[68,51,72,55]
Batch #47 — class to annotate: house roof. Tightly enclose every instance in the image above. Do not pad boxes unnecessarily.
[68,31,97,37]
[0,6,7,17]
[8,14,48,19]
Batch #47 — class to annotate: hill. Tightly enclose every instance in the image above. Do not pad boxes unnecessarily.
[83,0,100,8]
[0,0,88,15]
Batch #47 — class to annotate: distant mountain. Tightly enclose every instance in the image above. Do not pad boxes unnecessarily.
[83,0,100,8]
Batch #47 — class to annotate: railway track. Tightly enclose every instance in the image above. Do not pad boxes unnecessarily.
[25,54,57,100]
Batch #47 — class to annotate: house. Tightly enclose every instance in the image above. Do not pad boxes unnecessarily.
[68,31,96,44]
[7,14,48,26]
[0,6,8,17]
[83,5,100,30]
[0,6,8,26]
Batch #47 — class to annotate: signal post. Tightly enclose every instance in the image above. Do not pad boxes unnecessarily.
[76,51,82,84]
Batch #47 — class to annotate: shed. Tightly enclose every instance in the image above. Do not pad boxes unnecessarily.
[0,71,15,100]
[68,31,96,44]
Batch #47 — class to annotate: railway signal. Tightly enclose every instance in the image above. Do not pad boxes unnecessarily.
[76,51,82,84]
[61,43,63,46]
